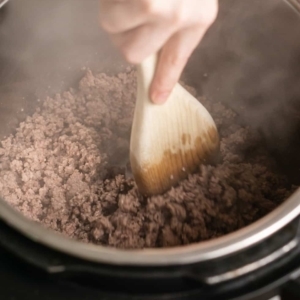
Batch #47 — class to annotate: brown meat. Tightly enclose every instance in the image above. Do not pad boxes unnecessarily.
[0,69,296,249]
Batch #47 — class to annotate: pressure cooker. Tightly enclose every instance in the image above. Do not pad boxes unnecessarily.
[0,0,300,299]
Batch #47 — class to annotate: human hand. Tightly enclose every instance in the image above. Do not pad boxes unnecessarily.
[99,0,218,104]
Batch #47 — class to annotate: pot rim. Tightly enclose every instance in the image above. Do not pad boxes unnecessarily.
[0,188,299,266]
[0,0,9,9]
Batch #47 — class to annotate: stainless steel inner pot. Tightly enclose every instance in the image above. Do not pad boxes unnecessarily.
[0,0,300,266]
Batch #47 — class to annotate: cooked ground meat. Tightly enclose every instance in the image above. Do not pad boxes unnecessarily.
[0,69,296,249]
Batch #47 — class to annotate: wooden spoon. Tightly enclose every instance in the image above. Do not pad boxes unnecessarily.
[130,54,219,196]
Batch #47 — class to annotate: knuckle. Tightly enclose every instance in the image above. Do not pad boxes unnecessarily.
[205,11,218,26]
[142,0,160,16]
[199,6,218,27]
[169,53,189,68]
[99,19,119,34]
[172,10,186,27]
[121,47,141,64]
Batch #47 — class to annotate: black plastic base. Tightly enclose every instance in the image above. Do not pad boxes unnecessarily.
[0,217,299,300]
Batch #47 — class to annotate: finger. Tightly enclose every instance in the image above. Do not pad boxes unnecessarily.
[150,26,207,104]
[110,22,176,64]
[99,0,147,34]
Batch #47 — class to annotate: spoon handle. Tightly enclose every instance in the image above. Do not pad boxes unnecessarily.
[137,54,158,104]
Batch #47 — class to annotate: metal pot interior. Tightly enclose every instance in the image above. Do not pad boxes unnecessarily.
[0,0,300,265]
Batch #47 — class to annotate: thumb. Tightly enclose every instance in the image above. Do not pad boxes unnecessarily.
[150,27,207,104]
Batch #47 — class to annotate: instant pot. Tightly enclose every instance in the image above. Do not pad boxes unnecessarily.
[0,0,300,299]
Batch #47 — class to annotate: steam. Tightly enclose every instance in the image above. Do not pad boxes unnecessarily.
[1,0,300,178]
[0,0,122,138]
[185,0,300,178]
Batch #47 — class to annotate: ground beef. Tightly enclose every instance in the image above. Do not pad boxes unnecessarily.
[0,69,296,249]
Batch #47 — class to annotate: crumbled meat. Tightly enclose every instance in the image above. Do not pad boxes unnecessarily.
[0,69,296,249]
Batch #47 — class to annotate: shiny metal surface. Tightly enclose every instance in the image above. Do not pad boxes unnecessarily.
[0,0,9,9]
[205,238,299,284]
[269,296,281,300]
[284,0,300,15]
[0,182,299,266]
[0,0,300,266]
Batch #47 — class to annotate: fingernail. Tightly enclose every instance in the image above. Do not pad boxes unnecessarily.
[151,91,170,104]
